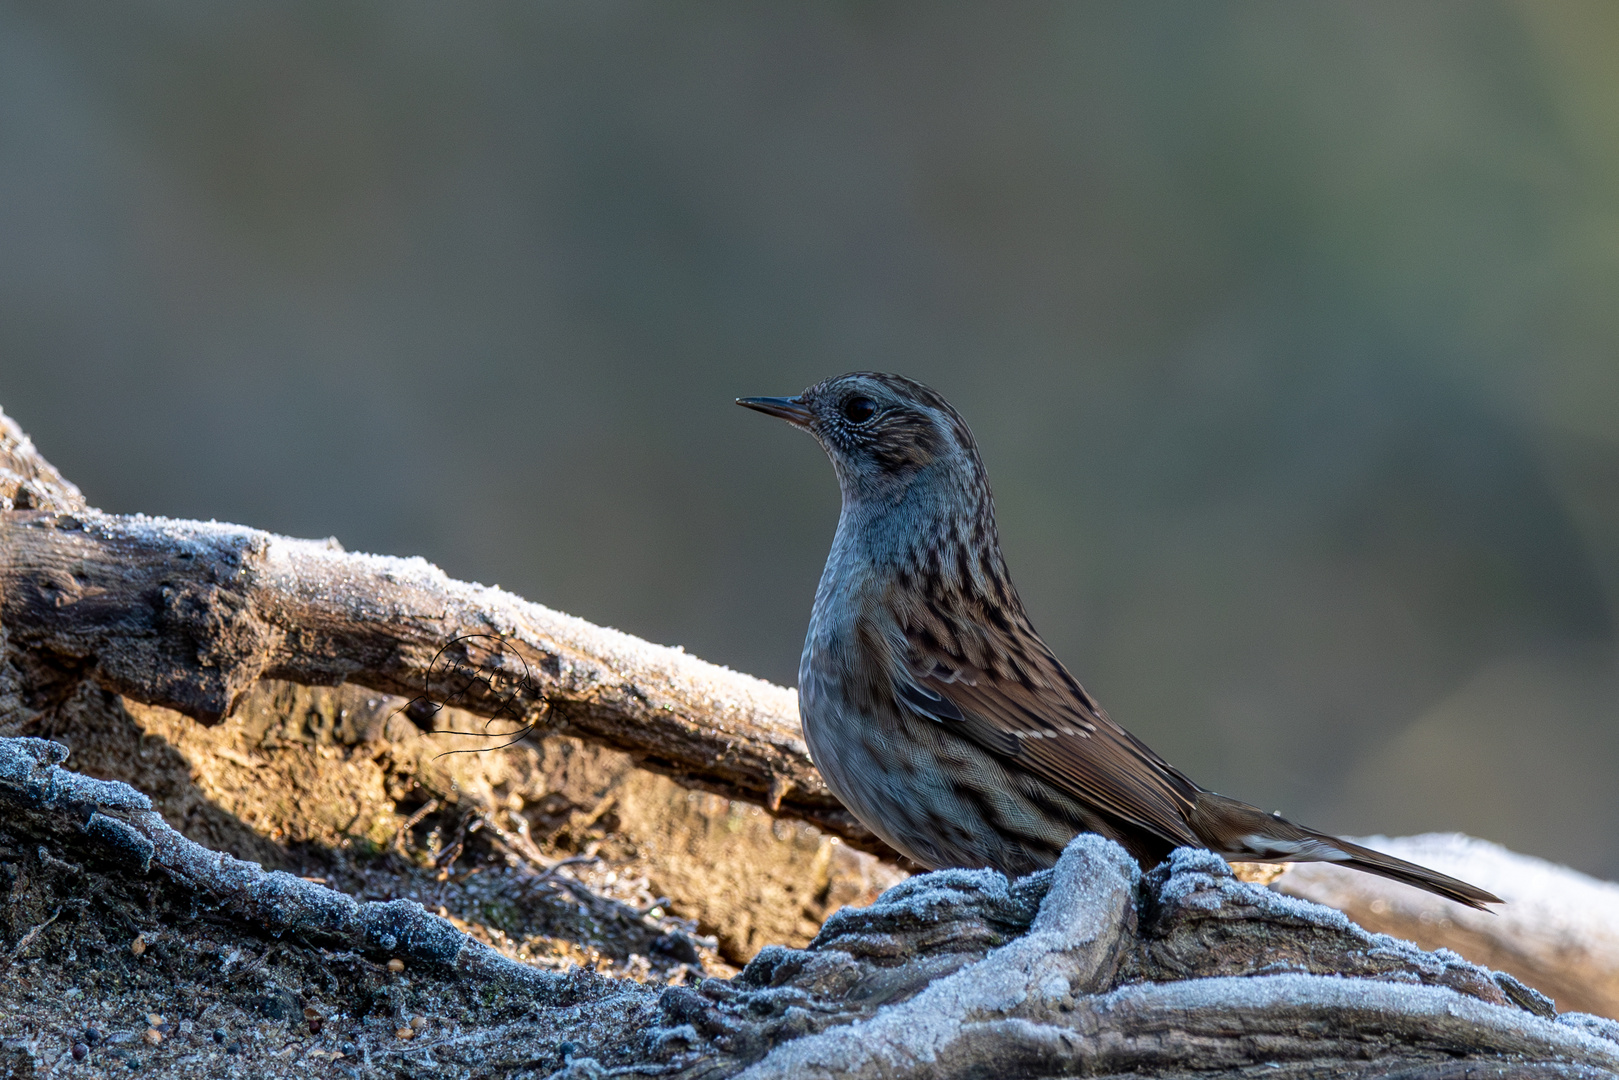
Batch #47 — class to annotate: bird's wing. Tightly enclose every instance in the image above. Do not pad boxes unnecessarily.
[895,606,1202,849]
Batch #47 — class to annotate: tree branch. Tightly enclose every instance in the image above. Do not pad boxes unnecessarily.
[0,497,879,851]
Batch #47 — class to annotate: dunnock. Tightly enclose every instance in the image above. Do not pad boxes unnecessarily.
[740,372,1497,908]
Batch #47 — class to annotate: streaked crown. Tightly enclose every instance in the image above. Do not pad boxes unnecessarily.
[739,372,987,505]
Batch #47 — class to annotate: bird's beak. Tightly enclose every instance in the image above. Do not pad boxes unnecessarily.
[736,395,814,428]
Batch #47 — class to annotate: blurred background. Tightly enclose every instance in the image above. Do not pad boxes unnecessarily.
[3,2,1617,877]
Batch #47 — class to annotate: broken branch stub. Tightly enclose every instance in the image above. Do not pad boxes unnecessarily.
[0,407,84,514]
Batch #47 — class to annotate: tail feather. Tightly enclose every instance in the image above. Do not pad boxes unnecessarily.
[1189,791,1502,911]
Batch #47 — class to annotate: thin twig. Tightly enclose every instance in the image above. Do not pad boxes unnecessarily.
[0,907,61,973]
[391,798,442,854]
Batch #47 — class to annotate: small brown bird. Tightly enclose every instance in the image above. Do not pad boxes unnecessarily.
[740,372,1499,909]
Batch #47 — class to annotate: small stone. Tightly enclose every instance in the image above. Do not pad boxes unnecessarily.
[249,989,300,1020]
[387,958,405,973]
[652,932,702,965]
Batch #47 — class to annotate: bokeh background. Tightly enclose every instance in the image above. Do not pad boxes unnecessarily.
[3,3,1617,877]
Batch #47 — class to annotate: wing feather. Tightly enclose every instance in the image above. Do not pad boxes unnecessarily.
[893,602,1202,849]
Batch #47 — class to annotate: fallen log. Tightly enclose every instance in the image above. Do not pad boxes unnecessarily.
[0,407,876,852]
[4,401,1619,1077]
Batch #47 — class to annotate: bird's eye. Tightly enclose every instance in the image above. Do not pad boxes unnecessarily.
[842,397,877,424]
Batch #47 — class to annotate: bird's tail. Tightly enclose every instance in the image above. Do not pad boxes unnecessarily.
[1187,790,1502,911]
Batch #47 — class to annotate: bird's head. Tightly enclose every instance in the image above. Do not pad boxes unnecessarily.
[738,372,987,508]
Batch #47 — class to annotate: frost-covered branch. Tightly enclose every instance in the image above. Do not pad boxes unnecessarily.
[1276,833,1619,1021]
[0,407,876,851]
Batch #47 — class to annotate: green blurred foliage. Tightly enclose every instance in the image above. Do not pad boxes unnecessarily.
[2,2,1616,874]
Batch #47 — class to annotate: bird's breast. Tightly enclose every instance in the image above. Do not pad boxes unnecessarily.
[799,538,899,768]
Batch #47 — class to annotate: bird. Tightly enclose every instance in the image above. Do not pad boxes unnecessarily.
[738,372,1500,909]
